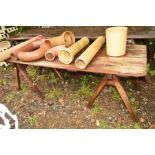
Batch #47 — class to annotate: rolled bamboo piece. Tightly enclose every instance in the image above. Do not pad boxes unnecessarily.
[58,37,89,64]
[45,45,65,61]
[106,27,128,56]
[0,35,45,62]
[49,31,75,47]
[17,40,51,62]
[75,36,105,69]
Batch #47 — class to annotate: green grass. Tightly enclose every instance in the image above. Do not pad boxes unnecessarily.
[70,84,93,102]
[18,123,24,129]
[110,86,121,101]
[46,89,63,100]
[79,74,100,86]
[70,78,76,84]
[63,71,71,78]
[117,123,128,129]
[49,72,59,84]
[21,84,28,93]
[80,75,90,86]
[0,63,11,71]
[117,122,141,129]
[2,94,15,103]
[126,80,132,86]
[92,103,101,114]
[132,123,141,129]
[27,67,38,80]
[28,115,37,128]
[99,120,109,129]
[76,85,93,99]
[0,79,7,85]
[91,77,100,86]
[27,67,59,84]
[38,75,47,81]
[148,63,155,76]
[73,75,95,99]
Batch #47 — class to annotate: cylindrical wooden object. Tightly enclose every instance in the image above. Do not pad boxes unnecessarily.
[49,31,75,47]
[106,27,128,56]
[75,36,105,69]
[58,37,89,64]
[45,45,65,61]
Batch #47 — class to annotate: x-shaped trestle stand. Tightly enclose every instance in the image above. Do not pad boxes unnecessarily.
[13,64,64,100]
[87,74,137,121]
[13,63,137,121]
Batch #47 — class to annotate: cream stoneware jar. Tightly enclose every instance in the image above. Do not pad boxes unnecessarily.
[106,27,128,56]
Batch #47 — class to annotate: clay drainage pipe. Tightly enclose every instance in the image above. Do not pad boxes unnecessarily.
[49,31,75,47]
[17,40,51,62]
[58,37,89,64]
[75,36,105,69]
[11,36,45,61]
[45,45,65,61]
[0,35,45,62]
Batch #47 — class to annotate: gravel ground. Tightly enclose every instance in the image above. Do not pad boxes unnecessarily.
[0,65,155,129]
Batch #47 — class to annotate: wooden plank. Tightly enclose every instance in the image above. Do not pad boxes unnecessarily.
[7,27,155,41]
[8,45,147,77]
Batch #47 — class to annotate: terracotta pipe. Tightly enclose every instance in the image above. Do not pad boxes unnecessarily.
[48,31,75,47]
[58,37,89,64]
[17,40,51,62]
[45,45,65,61]
[0,35,45,62]
[11,37,45,61]
[75,36,105,69]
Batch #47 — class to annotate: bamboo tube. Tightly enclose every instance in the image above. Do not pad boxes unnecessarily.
[58,37,89,64]
[45,45,65,61]
[75,36,105,69]
[106,27,128,56]
[49,31,75,47]
[0,35,45,62]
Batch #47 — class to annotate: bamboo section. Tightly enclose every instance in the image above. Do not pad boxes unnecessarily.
[106,27,128,56]
[45,45,65,61]
[58,37,89,64]
[0,35,45,62]
[49,31,75,47]
[75,36,105,69]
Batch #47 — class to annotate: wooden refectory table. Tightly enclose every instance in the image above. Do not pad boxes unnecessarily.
[7,44,147,121]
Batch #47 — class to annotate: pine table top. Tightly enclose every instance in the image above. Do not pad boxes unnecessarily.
[8,44,147,77]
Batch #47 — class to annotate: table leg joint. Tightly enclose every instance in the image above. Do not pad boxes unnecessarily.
[87,74,137,121]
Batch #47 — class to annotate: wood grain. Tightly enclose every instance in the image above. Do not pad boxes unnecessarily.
[8,45,147,77]
[7,27,155,41]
